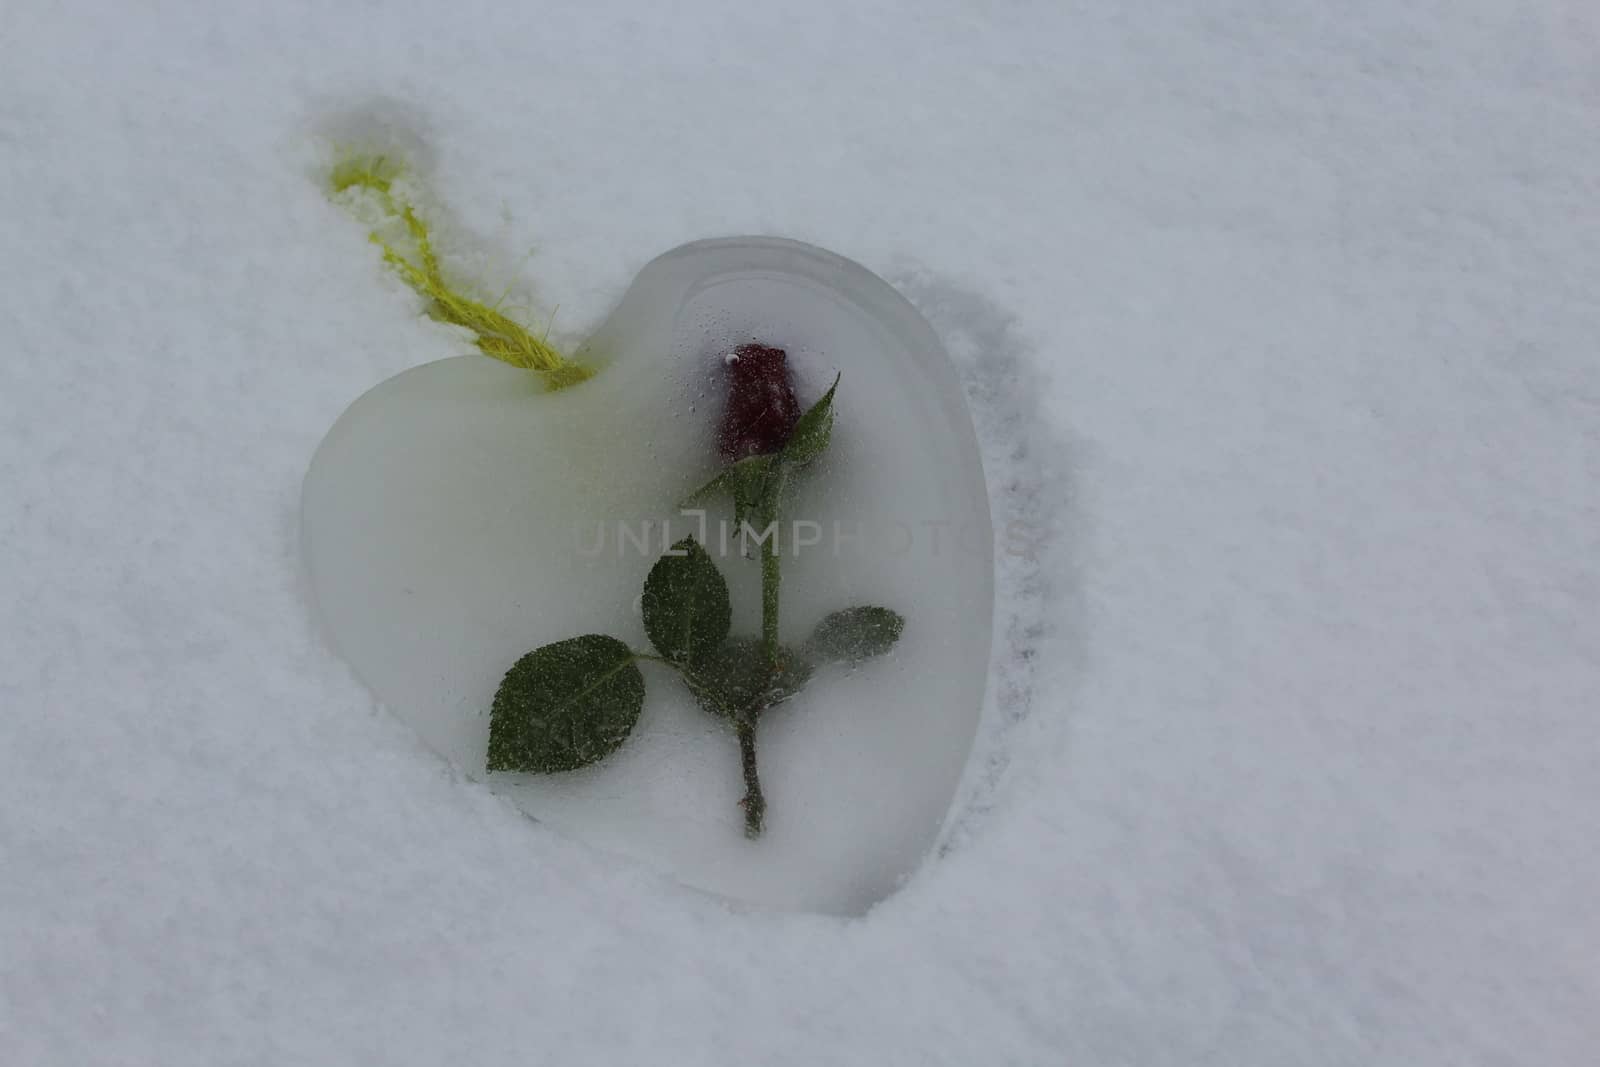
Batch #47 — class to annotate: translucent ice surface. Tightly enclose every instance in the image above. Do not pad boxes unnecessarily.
[301,237,993,914]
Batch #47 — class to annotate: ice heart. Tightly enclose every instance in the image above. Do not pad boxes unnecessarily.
[301,237,993,914]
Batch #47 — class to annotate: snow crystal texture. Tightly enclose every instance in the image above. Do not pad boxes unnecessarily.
[2,2,1596,1064]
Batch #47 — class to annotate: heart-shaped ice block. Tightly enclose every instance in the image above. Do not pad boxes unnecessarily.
[302,237,992,914]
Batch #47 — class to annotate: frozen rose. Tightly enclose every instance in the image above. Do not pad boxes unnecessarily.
[717,343,802,460]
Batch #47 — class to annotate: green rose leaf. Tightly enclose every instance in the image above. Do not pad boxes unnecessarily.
[781,373,840,466]
[685,637,813,720]
[487,635,644,773]
[642,537,732,664]
[805,606,904,662]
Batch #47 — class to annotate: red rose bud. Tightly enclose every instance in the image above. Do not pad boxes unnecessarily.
[717,343,803,460]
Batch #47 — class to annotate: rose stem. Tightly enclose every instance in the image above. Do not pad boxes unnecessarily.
[736,716,765,838]
[761,537,782,666]
[740,516,782,838]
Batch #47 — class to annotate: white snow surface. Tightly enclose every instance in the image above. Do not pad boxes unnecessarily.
[3,2,1597,1064]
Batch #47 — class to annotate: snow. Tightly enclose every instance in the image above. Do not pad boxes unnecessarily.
[3,1,1597,1064]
